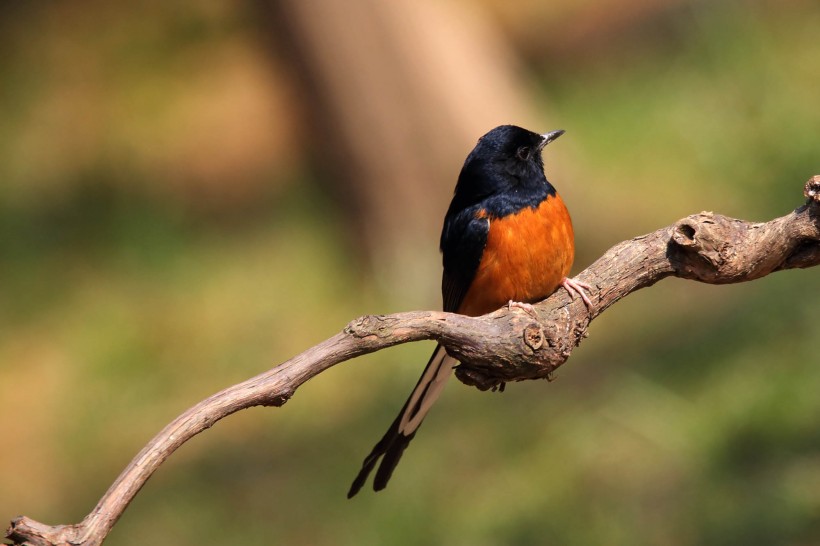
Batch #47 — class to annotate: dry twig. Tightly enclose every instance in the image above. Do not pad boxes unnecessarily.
[6,177,819,546]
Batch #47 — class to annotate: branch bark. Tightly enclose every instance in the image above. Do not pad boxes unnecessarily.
[6,177,819,546]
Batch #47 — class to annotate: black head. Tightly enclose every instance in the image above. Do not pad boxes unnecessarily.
[472,125,562,168]
[452,125,564,210]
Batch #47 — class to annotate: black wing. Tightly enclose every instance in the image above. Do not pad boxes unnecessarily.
[440,205,490,312]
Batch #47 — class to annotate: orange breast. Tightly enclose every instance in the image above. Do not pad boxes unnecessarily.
[458,194,575,316]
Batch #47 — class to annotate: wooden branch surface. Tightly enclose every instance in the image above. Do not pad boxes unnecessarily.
[6,177,819,546]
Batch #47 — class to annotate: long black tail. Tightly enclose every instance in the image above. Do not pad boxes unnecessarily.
[347,345,455,498]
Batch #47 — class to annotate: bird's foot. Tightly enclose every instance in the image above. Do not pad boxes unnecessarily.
[560,277,594,309]
[507,299,539,319]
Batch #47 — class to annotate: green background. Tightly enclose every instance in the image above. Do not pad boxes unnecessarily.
[1,1,818,545]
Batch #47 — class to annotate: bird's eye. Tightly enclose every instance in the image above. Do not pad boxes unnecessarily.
[516,146,531,161]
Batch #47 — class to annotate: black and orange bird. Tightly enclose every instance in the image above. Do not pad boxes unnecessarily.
[347,124,592,498]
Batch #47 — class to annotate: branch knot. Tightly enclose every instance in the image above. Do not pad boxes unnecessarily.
[522,323,545,351]
[805,175,820,204]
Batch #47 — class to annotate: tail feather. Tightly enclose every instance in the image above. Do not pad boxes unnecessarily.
[347,345,455,498]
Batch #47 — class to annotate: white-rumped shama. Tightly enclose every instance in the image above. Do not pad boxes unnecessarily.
[348,125,592,497]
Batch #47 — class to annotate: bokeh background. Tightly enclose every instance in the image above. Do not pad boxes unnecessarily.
[1,0,818,544]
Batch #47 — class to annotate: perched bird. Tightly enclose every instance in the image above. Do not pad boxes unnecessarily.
[347,125,592,498]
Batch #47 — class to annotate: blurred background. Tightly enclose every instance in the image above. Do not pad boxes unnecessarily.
[1,0,818,544]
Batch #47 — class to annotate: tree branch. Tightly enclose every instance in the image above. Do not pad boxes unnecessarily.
[6,177,819,546]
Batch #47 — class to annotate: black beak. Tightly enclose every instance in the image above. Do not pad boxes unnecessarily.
[539,129,565,150]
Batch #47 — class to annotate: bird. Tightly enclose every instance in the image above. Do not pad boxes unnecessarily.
[347,124,592,498]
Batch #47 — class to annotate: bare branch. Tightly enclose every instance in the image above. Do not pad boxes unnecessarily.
[6,177,819,546]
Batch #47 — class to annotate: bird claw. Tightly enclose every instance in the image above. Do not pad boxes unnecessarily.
[560,277,594,309]
[507,299,539,319]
